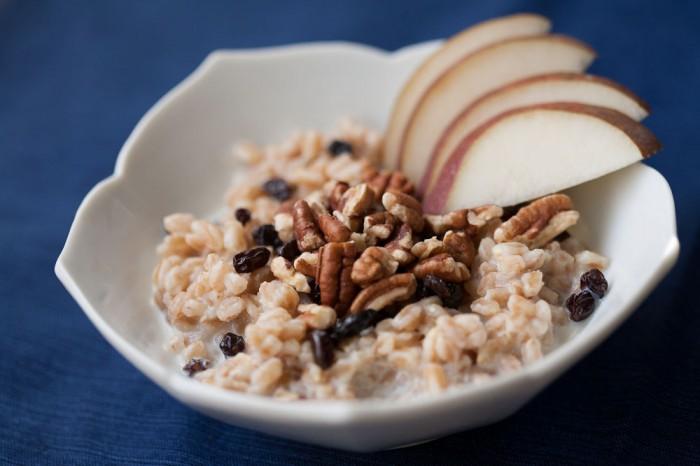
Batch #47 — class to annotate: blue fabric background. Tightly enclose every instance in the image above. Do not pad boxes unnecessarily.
[1,0,699,464]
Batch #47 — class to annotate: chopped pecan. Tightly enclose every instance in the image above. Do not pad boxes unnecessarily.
[294,252,319,277]
[424,209,469,235]
[443,230,476,266]
[333,210,362,233]
[318,214,352,242]
[305,191,329,216]
[410,237,447,259]
[494,194,579,248]
[363,167,415,197]
[351,247,399,286]
[363,211,395,242]
[413,253,470,283]
[328,181,349,212]
[340,183,375,218]
[349,273,417,314]
[292,200,325,252]
[316,242,357,315]
[384,223,415,265]
[382,190,424,232]
[467,205,504,235]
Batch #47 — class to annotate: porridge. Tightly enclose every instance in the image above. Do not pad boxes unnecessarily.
[152,120,609,400]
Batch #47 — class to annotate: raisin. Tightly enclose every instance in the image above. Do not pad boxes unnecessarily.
[580,269,608,298]
[233,247,270,273]
[566,289,596,321]
[424,274,463,309]
[332,310,377,341]
[327,140,353,157]
[277,240,301,261]
[262,177,294,201]
[219,332,245,358]
[182,359,209,377]
[234,208,251,225]
[310,330,335,369]
[252,224,279,246]
[413,278,435,300]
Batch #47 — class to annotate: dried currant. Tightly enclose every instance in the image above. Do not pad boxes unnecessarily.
[423,274,463,309]
[252,224,279,246]
[580,269,608,298]
[327,139,353,157]
[182,359,209,377]
[233,247,270,273]
[219,332,245,358]
[276,240,301,262]
[310,330,335,369]
[566,289,596,322]
[234,208,251,225]
[332,310,377,341]
[262,177,295,201]
[413,278,435,300]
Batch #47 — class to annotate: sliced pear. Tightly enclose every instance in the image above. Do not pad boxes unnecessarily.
[398,35,596,184]
[419,72,650,193]
[383,13,551,168]
[423,103,661,213]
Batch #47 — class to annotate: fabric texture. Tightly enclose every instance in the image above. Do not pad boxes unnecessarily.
[1,0,699,464]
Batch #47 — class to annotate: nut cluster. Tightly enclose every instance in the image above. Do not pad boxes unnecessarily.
[279,175,499,318]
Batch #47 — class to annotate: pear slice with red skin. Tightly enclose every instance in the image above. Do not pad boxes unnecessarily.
[397,35,596,184]
[422,102,661,214]
[383,13,551,169]
[418,72,651,195]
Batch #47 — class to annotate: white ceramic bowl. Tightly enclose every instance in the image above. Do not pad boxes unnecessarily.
[55,42,679,452]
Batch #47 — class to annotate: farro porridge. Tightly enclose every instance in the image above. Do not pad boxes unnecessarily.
[152,119,609,400]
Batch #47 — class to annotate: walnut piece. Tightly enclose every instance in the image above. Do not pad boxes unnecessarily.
[467,205,504,236]
[293,252,319,277]
[384,223,416,265]
[351,247,399,287]
[443,230,476,266]
[494,194,579,248]
[292,200,325,252]
[317,214,352,243]
[316,241,357,315]
[340,183,375,218]
[382,190,424,232]
[413,253,470,282]
[349,273,417,314]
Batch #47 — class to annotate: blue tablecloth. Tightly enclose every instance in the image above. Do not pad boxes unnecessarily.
[2,0,699,463]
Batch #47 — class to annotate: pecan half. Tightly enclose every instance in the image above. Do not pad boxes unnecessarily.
[494,194,579,248]
[363,167,415,198]
[292,200,325,252]
[316,242,357,315]
[340,183,375,218]
[363,211,395,242]
[382,190,424,232]
[443,230,476,266]
[413,253,470,282]
[328,181,349,212]
[351,247,399,286]
[349,273,417,314]
[318,214,352,242]
[294,252,319,277]
[384,223,415,265]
